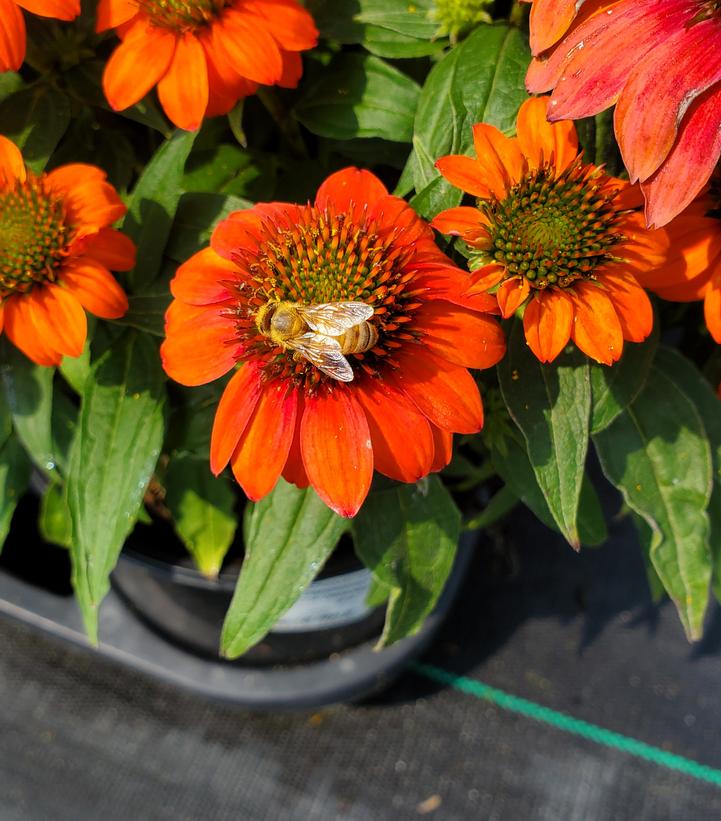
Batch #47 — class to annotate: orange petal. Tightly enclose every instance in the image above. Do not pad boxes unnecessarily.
[281,394,309,489]
[201,25,258,116]
[300,388,374,518]
[73,227,136,272]
[210,209,267,260]
[472,123,525,197]
[0,135,25,188]
[435,155,493,198]
[600,269,653,342]
[412,262,499,312]
[704,274,721,344]
[16,0,78,19]
[60,258,128,319]
[170,247,239,306]
[529,0,579,55]
[315,167,388,213]
[278,49,302,89]
[496,276,531,318]
[32,284,87,359]
[523,288,574,363]
[431,206,488,239]
[214,8,282,85]
[157,33,208,131]
[430,425,453,472]
[95,0,138,30]
[45,165,127,232]
[570,280,623,365]
[241,0,318,51]
[356,379,434,483]
[161,300,240,386]
[0,0,25,73]
[466,265,506,294]
[3,294,61,366]
[516,95,579,175]
[103,18,176,111]
[231,382,298,500]
[415,301,506,369]
[209,363,262,475]
[391,352,484,434]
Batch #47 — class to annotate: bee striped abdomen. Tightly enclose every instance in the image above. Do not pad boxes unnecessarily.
[337,322,378,354]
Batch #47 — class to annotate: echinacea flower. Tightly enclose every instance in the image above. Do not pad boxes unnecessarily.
[97,0,318,131]
[431,96,662,365]
[631,180,721,344]
[161,167,506,517]
[0,135,132,366]
[0,0,79,71]
[525,0,721,228]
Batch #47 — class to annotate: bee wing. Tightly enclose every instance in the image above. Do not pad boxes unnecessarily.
[298,302,374,336]
[288,332,355,382]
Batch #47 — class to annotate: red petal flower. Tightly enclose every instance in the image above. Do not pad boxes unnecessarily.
[162,168,504,516]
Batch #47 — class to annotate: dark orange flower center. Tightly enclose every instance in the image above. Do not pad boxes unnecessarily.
[136,0,226,31]
[475,158,625,290]
[226,205,423,391]
[0,175,70,299]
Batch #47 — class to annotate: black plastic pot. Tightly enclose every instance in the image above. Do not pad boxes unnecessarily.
[0,495,476,709]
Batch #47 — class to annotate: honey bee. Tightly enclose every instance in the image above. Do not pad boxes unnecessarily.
[255,300,378,382]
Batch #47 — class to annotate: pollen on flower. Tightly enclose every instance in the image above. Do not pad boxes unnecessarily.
[0,176,70,298]
[226,205,423,389]
[472,158,626,290]
[135,0,226,31]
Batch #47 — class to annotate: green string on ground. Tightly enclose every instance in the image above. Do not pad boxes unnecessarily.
[413,662,721,788]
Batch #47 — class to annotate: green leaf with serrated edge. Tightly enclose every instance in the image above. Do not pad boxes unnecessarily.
[165,191,252,262]
[39,481,72,549]
[498,323,591,548]
[165,455,237,578]
[0,435,31,553]
[0,86,70,172]
[0,341,56,476]
[121,130,197,290]
[221,480,348,658]
[410,24,530,199]
[352,476,460,647]
[67,332,165,642]
[652,346,721,610]
[490,433,607,546]
[590,326,658,434]
[295,53,420,143]
[593,363,712,640]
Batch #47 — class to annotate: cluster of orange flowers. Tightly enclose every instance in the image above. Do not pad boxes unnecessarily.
[3,0,721,517]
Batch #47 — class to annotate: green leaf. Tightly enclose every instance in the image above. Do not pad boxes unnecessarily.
[409,24,530,206]
[0,73,24,103]
[66,332,166,642]
[221,479,348,658]
[39,481,72,549]
[165,455,237,578]
[490,433,607,546]
[651,346,721,611]
[0,435,31,553]
[0,342,56,475]
[307,0,442,57]
[498,323,591,548]
[352,476,460,647]
[165,191,252,262]
[59,341,91,395]
[296,53,420,143]
[590,327,658,434]
[593,362,713,640]
[0,85,71,172]
[121,130,197,290]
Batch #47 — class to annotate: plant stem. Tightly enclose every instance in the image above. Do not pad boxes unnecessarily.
[257,88,308,159]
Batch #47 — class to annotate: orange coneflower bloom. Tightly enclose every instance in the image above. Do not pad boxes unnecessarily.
[0,0,79,71]
[96,0,318,131]
[525,0,721,228]
[161,167,506,517]
[631,180,721,345]
[431,96,664,366]
[0,135,132,366]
